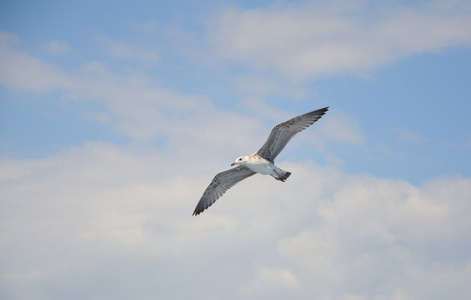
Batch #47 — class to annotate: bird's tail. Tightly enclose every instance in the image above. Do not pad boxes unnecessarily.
[274,168,291,182]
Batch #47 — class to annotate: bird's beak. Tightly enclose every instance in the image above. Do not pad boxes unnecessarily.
[231,162,236,166]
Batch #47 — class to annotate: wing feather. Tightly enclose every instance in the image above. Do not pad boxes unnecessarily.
[257,107,329,161]
[192,166,256,216]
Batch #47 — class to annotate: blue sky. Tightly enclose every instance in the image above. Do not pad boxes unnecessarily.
[1,1,471,299]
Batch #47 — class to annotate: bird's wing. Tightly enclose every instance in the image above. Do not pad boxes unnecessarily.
[193,166,256,216]
[257,107,329,162]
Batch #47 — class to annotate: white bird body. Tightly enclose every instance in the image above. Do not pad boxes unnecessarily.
[193,107,329,216]
[232,153,288,178]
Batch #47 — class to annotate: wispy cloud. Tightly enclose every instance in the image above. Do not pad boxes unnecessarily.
[320,111,365,145]
[393,127,426,144]
[97,36,159,64]
[209,0,471,79]
[0,32,230,144]
[43,40,73,55]
[0,32,75,91]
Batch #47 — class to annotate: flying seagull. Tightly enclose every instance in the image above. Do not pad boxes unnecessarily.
[193,107,329,216]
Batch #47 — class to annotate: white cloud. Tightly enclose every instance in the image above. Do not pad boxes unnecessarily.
[1,143,470,299]
[276,174,471,299]
[209,0,471,79]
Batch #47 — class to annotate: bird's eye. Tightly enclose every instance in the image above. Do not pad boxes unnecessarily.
[239,158,242,161]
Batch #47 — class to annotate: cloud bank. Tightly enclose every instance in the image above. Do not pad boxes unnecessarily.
[1,143,470,299]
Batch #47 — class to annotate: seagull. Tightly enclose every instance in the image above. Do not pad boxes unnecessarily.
[192,107,329,216]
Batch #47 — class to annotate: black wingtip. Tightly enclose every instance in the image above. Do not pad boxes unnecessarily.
[192,204,208,216]
[316,106,329,117]
[305,106,329,119]
[319,106,329,112]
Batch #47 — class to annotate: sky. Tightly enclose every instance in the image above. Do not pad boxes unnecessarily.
[1,0,471,299]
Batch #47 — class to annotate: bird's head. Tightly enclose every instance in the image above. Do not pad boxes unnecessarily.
[231,156,247,166]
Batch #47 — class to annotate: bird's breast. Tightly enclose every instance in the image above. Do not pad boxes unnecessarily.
[245,158,276,175]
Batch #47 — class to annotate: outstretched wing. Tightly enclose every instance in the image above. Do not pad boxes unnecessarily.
[257,107,329,162]
[193,166,256,216]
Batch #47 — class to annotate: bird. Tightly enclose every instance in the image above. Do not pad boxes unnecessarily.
[192,107,329,216]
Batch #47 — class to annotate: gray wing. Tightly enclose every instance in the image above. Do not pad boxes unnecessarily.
[257,107,329,162]
[193,166,256,216]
